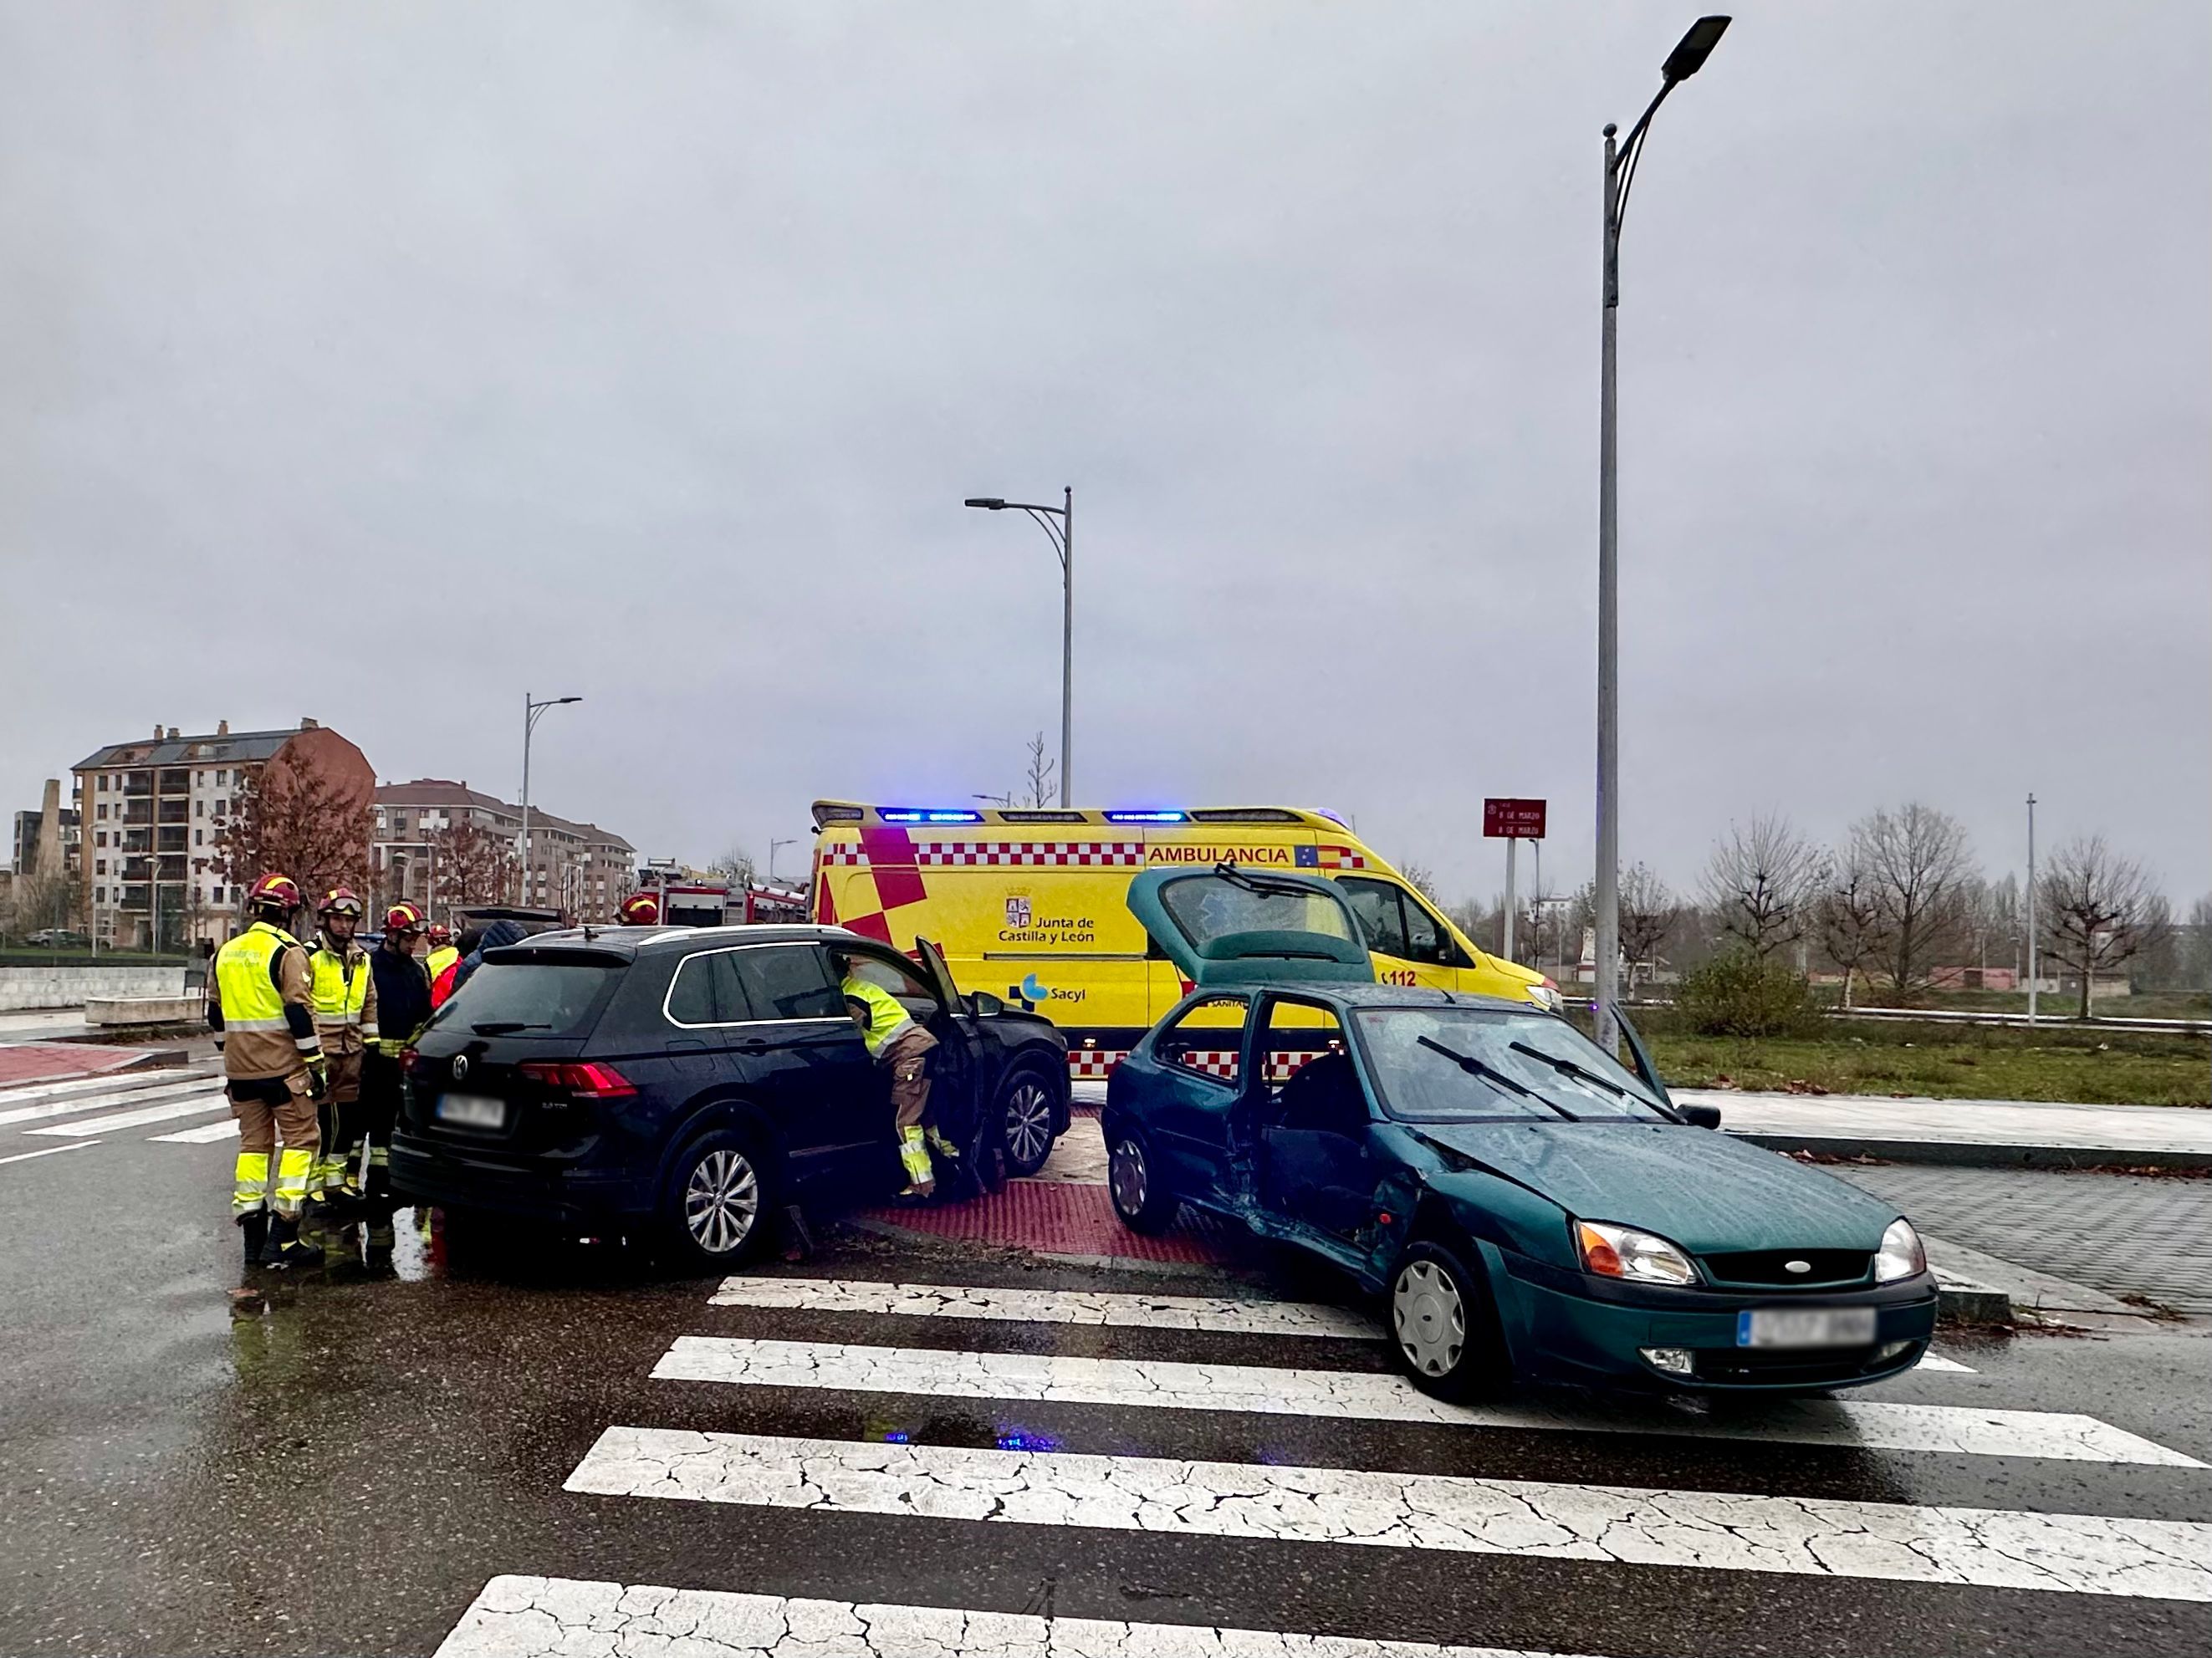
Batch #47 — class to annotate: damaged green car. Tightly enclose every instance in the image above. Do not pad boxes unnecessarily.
[1103,865,1939,1398]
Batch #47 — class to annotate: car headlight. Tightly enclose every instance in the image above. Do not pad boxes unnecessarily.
[1576,1220,1699,1286]
[1874,1217,1926,1283]
[1525,978,1563,1013]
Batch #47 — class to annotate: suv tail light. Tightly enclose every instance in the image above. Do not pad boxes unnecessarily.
[517,1060,637,1100]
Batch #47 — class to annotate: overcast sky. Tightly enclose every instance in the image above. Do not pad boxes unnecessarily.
[3,2,2205,908]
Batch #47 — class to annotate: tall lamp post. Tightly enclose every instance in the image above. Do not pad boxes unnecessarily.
[1593,15,1730,1053]
[964,487,1074,806]
[768,838,797,885]
[521,691,582,905]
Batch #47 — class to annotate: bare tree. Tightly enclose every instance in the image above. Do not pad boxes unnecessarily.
[1021,732,1059,809]
[429,817,518,911]
[1397,862,1439,903]
[213,759,373,906]
[1702,813,1826,959]
[1816,855,1885,1009]
[1617,864,1680,994]
[2038,834,2167,1018]
[1851,803,1976,998]
[708,844,758,889]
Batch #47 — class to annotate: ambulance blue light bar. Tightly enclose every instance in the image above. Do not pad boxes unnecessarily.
[1103,809,1187,824]
[880,809,983,824]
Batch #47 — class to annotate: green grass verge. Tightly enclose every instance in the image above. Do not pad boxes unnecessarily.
[1638,1016,2209,1107]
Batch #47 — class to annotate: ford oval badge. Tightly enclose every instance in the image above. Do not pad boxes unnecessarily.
[452,1054,469,1082]
[1784,1258,1811,1274]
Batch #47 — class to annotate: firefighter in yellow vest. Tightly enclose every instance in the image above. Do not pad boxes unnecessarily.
[306,885,378,1214]
[830,950,960,1199]
[207,873,328,1270]
[424,923,459,988]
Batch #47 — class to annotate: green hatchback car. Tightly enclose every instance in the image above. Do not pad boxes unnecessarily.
[1104,865,1939,1398]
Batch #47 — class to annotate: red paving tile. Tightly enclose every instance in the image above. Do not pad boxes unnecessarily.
[861,1177,1232,1265]
[0,1043,159,1089]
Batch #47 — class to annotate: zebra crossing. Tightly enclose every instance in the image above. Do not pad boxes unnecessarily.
[0,1067,232,1160]
[432,1270,2212,1656]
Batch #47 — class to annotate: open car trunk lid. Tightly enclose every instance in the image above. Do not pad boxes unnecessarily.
[1126,865,1376,989]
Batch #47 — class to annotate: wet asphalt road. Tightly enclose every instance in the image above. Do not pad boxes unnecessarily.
[6,1107,2212,1656]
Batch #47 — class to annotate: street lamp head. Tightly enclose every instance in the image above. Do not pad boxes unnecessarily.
[554,696,582,705]
[964,497,1007,510]
[1661,15,1730,83]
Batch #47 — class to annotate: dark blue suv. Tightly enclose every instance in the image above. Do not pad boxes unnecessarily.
[390,925,1069,1265]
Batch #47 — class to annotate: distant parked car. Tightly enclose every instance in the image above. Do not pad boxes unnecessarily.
[391,924,1070,1265]
[1103,865,1939,1400]
[25,929,90,947]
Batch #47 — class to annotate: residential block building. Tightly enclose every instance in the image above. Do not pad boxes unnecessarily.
[371,779,634,925]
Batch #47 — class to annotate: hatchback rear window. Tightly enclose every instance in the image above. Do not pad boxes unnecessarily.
[442,961,617,1038]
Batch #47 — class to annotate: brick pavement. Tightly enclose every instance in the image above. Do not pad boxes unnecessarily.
[1834,1164,2212,1313]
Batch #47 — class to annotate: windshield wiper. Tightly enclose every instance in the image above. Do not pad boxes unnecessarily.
[1510,1041,1642,1103]
[1418,1035,1579,1122]
[472,1020,551,1035]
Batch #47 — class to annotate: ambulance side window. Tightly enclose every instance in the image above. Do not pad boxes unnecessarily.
[1338,878,1410,958]
[1401,898,1445,964]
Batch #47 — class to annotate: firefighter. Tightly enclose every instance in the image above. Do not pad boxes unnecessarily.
[305,886,377,1216]
[829,950,958,1199]
[618,892,659,926]
[207,874,327,1270]
[424,923,459,988]
[362,901,433,1221]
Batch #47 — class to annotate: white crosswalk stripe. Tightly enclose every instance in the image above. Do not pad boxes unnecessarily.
[650,1334,2199,1466]
[148,1116,240,1144]
[565,1425,2212,1600]
[434,1577,1596,1658]
[711,1275,1376,1337]
[23,1086,229,1136]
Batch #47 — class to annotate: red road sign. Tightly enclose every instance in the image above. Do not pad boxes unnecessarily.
[1483,798,1547,839]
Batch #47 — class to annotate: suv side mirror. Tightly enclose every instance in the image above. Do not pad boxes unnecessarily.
[1678,1102,1722,1130]
[968,990,1005,1018]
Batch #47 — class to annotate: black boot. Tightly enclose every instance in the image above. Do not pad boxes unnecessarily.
[260,1214,325,1269]
[238,1212,269,1273]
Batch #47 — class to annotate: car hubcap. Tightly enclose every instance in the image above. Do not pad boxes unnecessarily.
[1005,1081,1053,1166]
[1109,1138,1147,1216]
[1392,1259,1467,1377]
[684,1149,759,1255]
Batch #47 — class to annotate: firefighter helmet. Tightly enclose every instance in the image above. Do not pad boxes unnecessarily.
[619,892,660,926]
[247,874,302,912]
[385,901,426,934]
[427,923,452,946]
[317,885,365,918]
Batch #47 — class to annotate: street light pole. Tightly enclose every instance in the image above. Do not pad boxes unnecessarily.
[521,691,582,905]
[2026,793,2039,1025]
[1592,15,1730,1055]
[769,838,797,885]
[965,488,1075,806]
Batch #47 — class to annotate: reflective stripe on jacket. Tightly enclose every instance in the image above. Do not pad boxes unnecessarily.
[209,921,319,1082]
[840,974,916,1059]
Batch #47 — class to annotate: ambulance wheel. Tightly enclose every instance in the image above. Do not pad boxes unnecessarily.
[1108,1129,1177,1234]
[995,1060,1061,1179]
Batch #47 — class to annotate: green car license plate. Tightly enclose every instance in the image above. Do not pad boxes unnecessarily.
[1737,1306,1877,1349]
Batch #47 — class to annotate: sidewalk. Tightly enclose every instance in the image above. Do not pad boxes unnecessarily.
[1694,1089,2212,1170]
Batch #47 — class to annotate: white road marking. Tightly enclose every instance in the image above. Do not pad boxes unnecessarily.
[23,1087,229,1137]
[434,1576,1598,1658]
[0,1073,223,1129]
[651,1336,2198,1467]
[567,1427,2212,1601]
[0,1138,106,1167]
[711,1276,1376,1338]
[1917,1353,1978,1374]
[150,1117,240,1144]
[0,1065,203,1108]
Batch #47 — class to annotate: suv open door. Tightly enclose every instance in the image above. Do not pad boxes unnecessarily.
[1126,865,1376,990]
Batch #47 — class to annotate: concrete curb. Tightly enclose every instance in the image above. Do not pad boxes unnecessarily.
[1731,1131,2212,1173]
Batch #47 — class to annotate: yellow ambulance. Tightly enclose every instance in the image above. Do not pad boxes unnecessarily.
[808,801,1558,1078]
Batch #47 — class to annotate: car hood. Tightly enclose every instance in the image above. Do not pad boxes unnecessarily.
[1408,1119,1898,1253]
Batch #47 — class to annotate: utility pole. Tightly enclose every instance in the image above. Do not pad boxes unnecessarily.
[2026,793,2039,1025]
[1592,15,1731,1055]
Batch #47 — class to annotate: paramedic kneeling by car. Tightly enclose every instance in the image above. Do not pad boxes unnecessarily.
[830,949,958,1199]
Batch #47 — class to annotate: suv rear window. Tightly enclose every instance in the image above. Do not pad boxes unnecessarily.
[442,961,617,1038]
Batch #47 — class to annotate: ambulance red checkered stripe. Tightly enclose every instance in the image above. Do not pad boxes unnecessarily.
[1067,1048,1332,1081]
[913,840,1144,866]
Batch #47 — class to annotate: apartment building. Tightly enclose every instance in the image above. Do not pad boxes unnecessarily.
[71,718,375,950]
[371,779,634,925]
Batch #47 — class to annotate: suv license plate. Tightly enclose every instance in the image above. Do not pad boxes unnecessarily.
[1739,1306,1877,1349]
[436,1093,506,1130]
